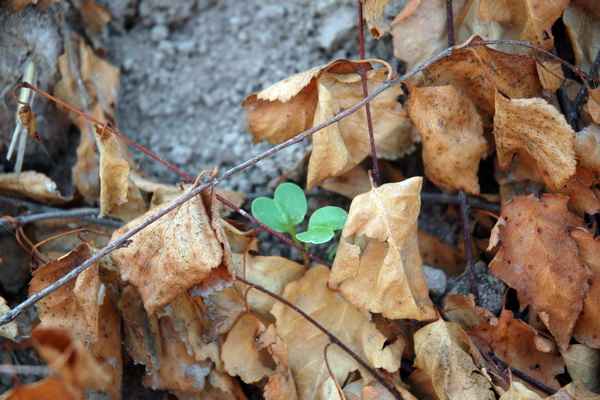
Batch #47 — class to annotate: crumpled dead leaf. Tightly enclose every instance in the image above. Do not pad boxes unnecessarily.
[499,382,542,400]
[558,168,600,216]
[413,319,495,400]
[29,243,122,399]
[536,60,564,92]
[222,313,273,383]
[563,4,600,75]
[55,35,120,203]
[494,93,576,191]
[330,178,437,320]
[111,189,232,314]
[561,344,600,393]
[443,293,495,330]
[243,59,416,188]
[418,231,464,276]
[0,378,79,400]
[470,310,565,390]
[321,165,372,199]
[422,40,542,119]
[489,195,589,350]
[547,382,600,399]
[362,0,395,38]
[571,228,600,349]
[272,265,402,399]
[0,171,70,204]
[0,296,18,340]
[575,125,600,173]
[260,325,298,400]
[408,85,487,194]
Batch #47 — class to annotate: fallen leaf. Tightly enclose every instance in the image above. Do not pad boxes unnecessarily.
[547,382,600,399]
[260,325,298,400]
[0,377,79,400]
[587,95,600,125]
[362,0,395,38]
[0,171,70,204]
[558,168,600,216]
[470,310,565,390]
[79,0,111,34]
[32,328,111,394]
[413,319,495,400]
[499,382,542,400]
[408,85,488,194]
[442,293,495,330]
[494,94,576,191]
[222,313,274,383]
[536,60,564,92]
[489,195,590,350]
[575,125,600,173]
[571,228,600,349]
[330,178,437,320]
[344,379,418,400]
[563,4,600,74]
[562,344,600,393]
[243,59,416,188]
[111,188,232,314]
[418,231,464,276]
[321,165,372,199]
[422,40,542,118]
[272,265,401,399]
[5,0,58,12]
[0,296,18,340]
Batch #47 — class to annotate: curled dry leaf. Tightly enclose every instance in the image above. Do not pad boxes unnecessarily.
[413,319,495,400]
[55,36,120,203]
[422,40,541,119]
[494,94,576,191]
[111,189,232,314]
[260,325,298,400]
[28,243,122,399]
[120,286,221,394]
[499,382,542,400]
[470,310,565,390]
[0,377,78,400]
[575,125,600,173]
[571,228,600,349]
[321,165,372,199]
[547,382,600,400]
[489,195,590,350]
[442,293,495,331]
[563,4,600,74]
[0,296,18,340]
[32,328,111,394]
[362,0,393,38]
[330,178,436,320]
[0,171,70,204]
[559,168,600,216]
[272,265,402,400]
[408,85,487,194]
[222,313,273,384]
[536,60,564,92]
[418,230,464,276]
[243,59,415,188]
[562,344,600,393]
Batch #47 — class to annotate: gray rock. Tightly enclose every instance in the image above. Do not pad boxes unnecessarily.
[423,265,447,298]
[317,6,356,51]
[448,261,507,315]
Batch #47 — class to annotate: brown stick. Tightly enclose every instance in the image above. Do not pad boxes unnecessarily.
[237,275,404,400]
[356,0,381,185]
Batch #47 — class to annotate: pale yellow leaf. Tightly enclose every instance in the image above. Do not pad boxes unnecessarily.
[500,382,542,400]
[0,171,70,204]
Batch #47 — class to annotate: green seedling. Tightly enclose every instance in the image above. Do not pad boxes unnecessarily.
[251,182,347,245]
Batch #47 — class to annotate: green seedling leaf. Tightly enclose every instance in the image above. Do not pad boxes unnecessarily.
[296,227,334,244]
[308,206,347,231]
[274,182,307,225]
[251,197,290,233]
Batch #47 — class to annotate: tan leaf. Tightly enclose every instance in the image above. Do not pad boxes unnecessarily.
[489,195,589,350]
[499,382,542,400]
[272,265,401,399]
[0,377,79,400]
[408,85,487,194]
[587,94,600,125]
[0,296,18,340]
[494,94,576,191]
[362,0,395,38]
[111,189,232,314]
[442,293,495,331]
[330,178,436,320]
[546,382,600,399]
[55,36,120,203]
[470,310,565,390]
[413,320,495,400]
[222,313,273,383]
[119,286,215,393]
[234,255,305,315]
[321,165,372,199]
[32,328,111,394]
[536,61,564,92]
[418,230,464,276]
[564,4,600,74]
[558,168,600,216]
[260,325,298,400]
[0,171,70,204]
[562,344,600,392]
[243,60,415,188]
[575,125,600,173]
[571,228,600,349]
[79,0,111,34]
[422,41,541,118]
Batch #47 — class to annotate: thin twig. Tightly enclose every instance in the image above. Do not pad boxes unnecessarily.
[1,39,587,325]
[458,191,477,301]
[0,208,120,233]
[237,275,404,400]
[356,0,381,185]
[446,0,455,47]
[420,192,499,212]
[488,353,556,395]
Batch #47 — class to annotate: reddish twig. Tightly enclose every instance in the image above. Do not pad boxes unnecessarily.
[446,0,455,47]
[356,0,381,186]
[237,275,404,400]
[2,39,589,326]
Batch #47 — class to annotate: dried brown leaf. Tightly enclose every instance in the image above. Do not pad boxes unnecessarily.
[0,171,70,204]
[494,94,576,191]
[575,125,600,173]
[413,319,495,400]
[272,265,401,399]
[330,178,437,320]
[418,230,464,276]
[442,293,495,331]
[470,310,565,390]
[79,0,111,34]
[536,61,564,92]
[321,165,372,199]
[563,4,600,74]
[111,189,232,314]
[562,344,600,393]
[499,382,542,400]
[408,85,487,194]
[362,0,394,38]
[558,168,600,216]
[0,377,79,400]
[546,382,600,399]
[0,296,18,340]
